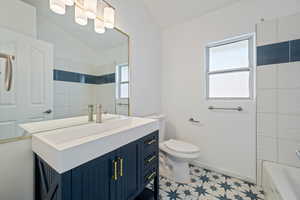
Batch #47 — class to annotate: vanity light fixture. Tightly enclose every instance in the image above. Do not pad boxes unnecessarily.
[104,6,115,29]
[49,0,66,15]
[75,0,88,26]
[49,0,115,34]
[85,0,97,19]
[65,0,75,6]
[94,1,106,33]
[95,18,105,33]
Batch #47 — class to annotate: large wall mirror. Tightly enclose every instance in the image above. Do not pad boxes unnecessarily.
[0,0,129,142]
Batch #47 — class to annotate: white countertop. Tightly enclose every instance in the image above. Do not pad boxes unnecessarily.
[27,115,159,173]
[20,114,121,134]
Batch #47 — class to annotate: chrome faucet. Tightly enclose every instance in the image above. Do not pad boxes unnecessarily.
[88,105,94,122]
[95,104,102,123]
[296,150,300,160]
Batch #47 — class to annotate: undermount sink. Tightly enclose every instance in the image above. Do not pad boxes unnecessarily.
[24,114,159,173]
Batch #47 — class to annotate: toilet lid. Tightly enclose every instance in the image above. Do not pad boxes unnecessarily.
[165,139,199,154]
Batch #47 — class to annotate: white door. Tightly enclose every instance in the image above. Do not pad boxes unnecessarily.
[0,27,53,140]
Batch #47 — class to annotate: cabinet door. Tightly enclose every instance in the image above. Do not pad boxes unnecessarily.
[119,141,141,200]
[71,154,111,200]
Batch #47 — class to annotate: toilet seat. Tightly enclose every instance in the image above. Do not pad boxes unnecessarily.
[160,140,200,160]
[165,139,199,154]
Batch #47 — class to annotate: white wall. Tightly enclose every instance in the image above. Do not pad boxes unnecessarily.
[94,43,129,75]
[0,0,36,37]
[0,1,36,200]
[93,43,129,114]
[161,0,300,181]
[256,13,300,185]
[94,84,117,114]
[53,81,96,119]
[0,140,34,200]
[37,15,102,74]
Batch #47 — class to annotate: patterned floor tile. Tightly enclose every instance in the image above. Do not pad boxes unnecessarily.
[151,165,264,200]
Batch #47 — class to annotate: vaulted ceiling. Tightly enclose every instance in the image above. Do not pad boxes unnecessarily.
[142,0,242,28]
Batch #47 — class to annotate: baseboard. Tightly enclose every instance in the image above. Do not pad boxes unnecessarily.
[190,160,256,184]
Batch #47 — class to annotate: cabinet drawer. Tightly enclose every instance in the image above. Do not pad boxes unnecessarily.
[144,152,158,169]
[142,131,159,159]
[144,168,157,185]
[142,131,159,149]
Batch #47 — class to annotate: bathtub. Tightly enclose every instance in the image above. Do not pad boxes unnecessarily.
[263,161,300,200]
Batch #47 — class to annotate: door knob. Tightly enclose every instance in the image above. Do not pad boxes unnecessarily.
[43,109,52,114]
[296,150,300,160]
[189,118,200,123]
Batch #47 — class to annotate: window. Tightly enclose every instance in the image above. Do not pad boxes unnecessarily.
[116,64,129,99]
[206,34,254,99]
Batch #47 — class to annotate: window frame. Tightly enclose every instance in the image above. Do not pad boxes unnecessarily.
[116,64,129,99]
[205,33,255,100]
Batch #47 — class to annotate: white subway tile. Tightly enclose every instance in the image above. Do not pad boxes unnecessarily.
[278,139,300,167]
[256,19,278,46]
[69,106,84,117]
[257,89,277,113]
[278,12,300,42]
[257,135,277,161]
[278,62,300,89]
[257,113,277,137]
[54,81,68,94]
[278,89,300,114]
[53,106,70,119]
[257,65,277,89]
[278,114,300,141]
[54,93,69,107]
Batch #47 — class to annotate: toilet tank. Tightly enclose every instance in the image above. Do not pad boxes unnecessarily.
[146,114,165,142]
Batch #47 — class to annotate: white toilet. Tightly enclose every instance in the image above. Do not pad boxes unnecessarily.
[147,114,200,183]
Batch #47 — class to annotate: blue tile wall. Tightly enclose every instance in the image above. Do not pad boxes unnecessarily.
[256,45,264,66]
[257,39,300,66]
[257,42,289,66]
[291,39,300,62]
[95,73,116,84]
[53,69,115,85]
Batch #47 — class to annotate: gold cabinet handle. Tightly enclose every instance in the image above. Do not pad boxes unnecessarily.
[147,139,156,145]
[147,155,157,163]
[118,157,123,177]
[147,171,156,180]
[112,160,118,181]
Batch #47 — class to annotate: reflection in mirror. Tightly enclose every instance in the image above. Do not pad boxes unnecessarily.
[0,0,129,141]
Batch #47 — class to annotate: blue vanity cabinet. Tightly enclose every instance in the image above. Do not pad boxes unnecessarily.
[35,131,159,200]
